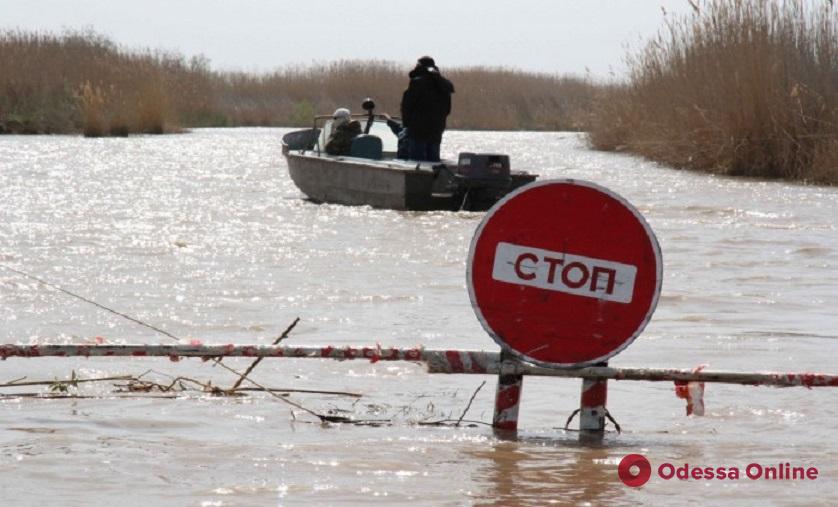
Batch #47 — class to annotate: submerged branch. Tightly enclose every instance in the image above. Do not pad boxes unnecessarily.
[0,372,361,400]
[0,375,133,388]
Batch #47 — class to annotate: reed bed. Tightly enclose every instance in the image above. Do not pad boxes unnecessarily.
[587,0,838,184]
[0,30,211,135]
[0,30,594,136]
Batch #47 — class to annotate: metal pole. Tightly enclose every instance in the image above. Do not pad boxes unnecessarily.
[492,351,524,433]
[2,344,838,388]
[579,362,608,441]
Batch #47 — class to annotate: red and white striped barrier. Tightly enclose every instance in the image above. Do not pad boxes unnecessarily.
[3,343,837,434]
[3,344,837,387]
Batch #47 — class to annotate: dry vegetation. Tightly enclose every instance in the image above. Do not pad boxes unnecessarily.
[0,30,594,136]
[588,0,838,184]
[0,31,213,136]
[4,6,836,185]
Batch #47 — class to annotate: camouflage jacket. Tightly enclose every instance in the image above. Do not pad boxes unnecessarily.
[325,120,362,155]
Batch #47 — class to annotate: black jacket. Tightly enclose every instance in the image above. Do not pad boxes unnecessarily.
[400,66,455,143]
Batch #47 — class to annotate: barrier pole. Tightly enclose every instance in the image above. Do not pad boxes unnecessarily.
[2,344,838,388]
[492,351,524,433]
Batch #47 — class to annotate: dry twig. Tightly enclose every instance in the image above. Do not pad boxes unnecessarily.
[456,380,487,427]
[227,317,300,390]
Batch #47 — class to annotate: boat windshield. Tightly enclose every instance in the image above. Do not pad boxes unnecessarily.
[318,117,399,155]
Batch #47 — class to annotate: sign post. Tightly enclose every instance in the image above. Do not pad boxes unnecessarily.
[467,179,663,437]
[579,368,609,439]
[492,350,524,432]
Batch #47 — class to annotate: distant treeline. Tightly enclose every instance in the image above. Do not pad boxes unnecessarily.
[0,30,594,137]
[588,0,838,184]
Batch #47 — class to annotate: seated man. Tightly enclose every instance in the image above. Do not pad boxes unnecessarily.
[325,108,362,156]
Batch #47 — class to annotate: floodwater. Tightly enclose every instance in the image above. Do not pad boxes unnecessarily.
[0,128,836,506]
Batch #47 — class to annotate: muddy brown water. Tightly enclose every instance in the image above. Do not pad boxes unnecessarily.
[1,129,836,506]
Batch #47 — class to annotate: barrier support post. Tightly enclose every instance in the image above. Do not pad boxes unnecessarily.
[579,362,608,441]
[492,350,523,434]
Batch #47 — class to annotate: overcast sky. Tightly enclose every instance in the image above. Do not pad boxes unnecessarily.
[0,0,698,78]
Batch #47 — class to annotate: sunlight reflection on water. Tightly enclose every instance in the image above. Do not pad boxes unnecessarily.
[0,129,837,505]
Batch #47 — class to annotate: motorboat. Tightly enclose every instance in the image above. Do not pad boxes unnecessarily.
[280,100,537,211]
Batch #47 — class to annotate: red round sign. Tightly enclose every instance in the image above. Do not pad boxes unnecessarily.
[467,179,662,368]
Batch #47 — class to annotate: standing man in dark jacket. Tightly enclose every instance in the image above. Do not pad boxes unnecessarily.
[400,56,455,162]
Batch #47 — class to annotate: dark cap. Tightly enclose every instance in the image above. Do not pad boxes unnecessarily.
[417,56,436,67]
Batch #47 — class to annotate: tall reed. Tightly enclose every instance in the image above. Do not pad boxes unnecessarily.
[0,30,595,136]
[588,0,838,184]
[0,30,196,135]
[206,61,595,131]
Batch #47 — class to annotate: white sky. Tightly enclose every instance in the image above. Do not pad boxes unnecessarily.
[0,0,698,78]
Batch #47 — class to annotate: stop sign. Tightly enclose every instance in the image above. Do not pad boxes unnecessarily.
[467,179,662,367]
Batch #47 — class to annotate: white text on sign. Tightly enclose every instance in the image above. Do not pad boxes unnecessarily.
[492,242,637,303]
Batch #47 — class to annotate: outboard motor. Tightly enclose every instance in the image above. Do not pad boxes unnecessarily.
[456,153,511,187]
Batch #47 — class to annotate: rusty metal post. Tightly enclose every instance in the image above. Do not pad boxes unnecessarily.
[492,351,523,433]
[579,362,608,441]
